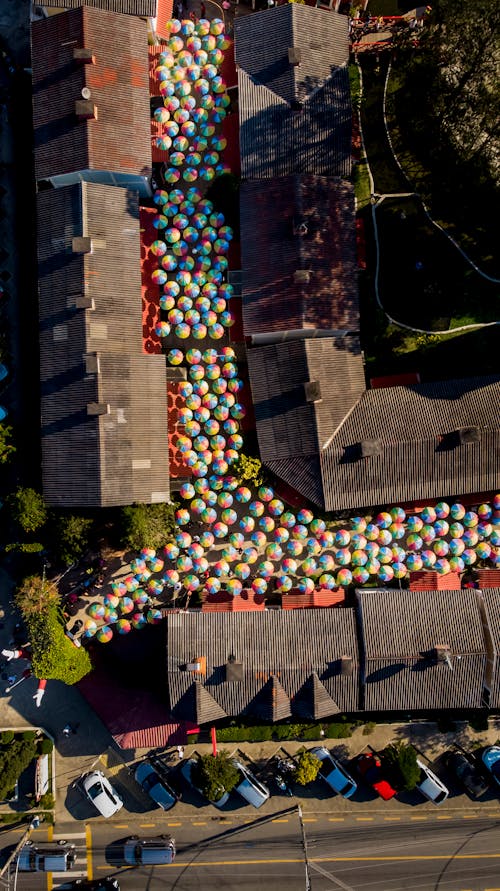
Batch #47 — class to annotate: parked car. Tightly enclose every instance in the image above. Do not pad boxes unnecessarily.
[310,746,357,799]
[232,759,270,808]
[134,761,177,811]
[416,758,449,805]
[356,752,397,800]
[482,746,500,787]
[17,841,76,872]
[180,758,230,808]
[82,770,123,818]
[445,751,489,799]
[123,836,176,866]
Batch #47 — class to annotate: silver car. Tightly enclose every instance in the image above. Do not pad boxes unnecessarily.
[134,761,177,811]
[123,836,176,865]
[416,758,449,805]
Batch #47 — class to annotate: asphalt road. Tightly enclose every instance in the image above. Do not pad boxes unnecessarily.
[6,812,500,891]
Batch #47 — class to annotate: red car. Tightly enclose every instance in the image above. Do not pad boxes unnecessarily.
[356,753,397,800]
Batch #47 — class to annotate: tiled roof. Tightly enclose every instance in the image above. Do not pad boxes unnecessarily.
[37,183,170,507]
[44,0,158,15]
[201,589,266,612]
[235,6,351,178]
[294,671,341,720]
[240,176,358,335]
[32,6,151,180]
[248,336,365,466]
[356,588,487,711]
[281,588,346,609]
[319,376,500,511]
[478,589,500,708]
[409,572,462,591]
[166,610,359,722]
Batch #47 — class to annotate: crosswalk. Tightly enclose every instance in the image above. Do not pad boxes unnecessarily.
[48,827,91,890]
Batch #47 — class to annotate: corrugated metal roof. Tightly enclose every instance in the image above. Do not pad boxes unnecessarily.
[166,610,359,722]
[235,6,350,178]
[248,336,365,464]
[319,376,500,511]
[37,183,170,507]
[480,589,500,707]
[240,176,358,335]
[45,0,158,16]
[234,5,349,103]
[32,6,151,180]
[357,588,487,711]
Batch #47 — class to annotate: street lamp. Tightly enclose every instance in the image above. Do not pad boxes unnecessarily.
[296,804,312,891]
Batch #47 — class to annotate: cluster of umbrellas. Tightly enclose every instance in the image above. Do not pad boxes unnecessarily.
[152,188,235,340]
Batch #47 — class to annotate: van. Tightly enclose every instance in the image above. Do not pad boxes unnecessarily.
[123,836,176,866]
[232,760,270,808]
[17,841,77,872]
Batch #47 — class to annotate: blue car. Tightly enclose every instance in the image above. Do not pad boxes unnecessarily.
[482,746,500,785]
[310,746,357,799]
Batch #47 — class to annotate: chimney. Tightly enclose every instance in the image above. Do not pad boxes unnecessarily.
[71,237,92,254]
[288,47,302,66]
[293,220,308,237]
[303,380,321,403]
[84,353,100,374]
[87,402,110,416]
[73,47,95,65]
[75,100,98,121]
[340,655,354,676]
[293,269,311,284]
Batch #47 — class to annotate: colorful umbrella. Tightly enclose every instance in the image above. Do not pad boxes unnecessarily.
[268,499,284,517]
[449,522,464,539]
[336,569,352,587]
[251,531,267,548]
[97,626,113,643]
[450,503,466,520]
[84,619,98,637]
[275,575,293,592]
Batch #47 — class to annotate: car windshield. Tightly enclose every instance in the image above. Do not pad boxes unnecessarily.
[88,782,103,800]
[142,773,157,792]
[434,789,447,803]
[491,761,500,777]
[339,780,353,796]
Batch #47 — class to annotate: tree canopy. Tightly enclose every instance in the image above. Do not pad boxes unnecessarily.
[51,513,94,566]
[119,502,176,552]
[382,742,420,792]
[7,487,48,534]
[293,750,321,786]
[0,424,15,465]
[192,751,240,802]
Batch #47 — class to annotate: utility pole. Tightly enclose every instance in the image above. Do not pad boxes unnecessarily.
[0,816,42,889]
[296,804,312,891]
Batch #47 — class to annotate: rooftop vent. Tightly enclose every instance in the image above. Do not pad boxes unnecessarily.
[293,220,308,237]
[303,380,321,403]
[75,99,97,121]
[73,48,95,65]
[71,237,92,255]
[186,660,201,672]
[87,402,110,416]
[358,439,382,458]
[439,427,481,449]
[225,654,243,682]
[166,366,187,381]
[185,656,206,675]
[84,353,99,374]
[340,655,354,676]
[74,296,94,310]
[288,47,302,66]
[290,100,303,113]
[293,269,311,284]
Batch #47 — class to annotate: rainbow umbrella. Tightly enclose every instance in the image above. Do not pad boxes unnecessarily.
[435,501,450,518]
[217,491,233,508]
[201,507,217,524]
[335,548,351,566]
[318,553,335,572]
[177,554,193,572]
[494,494,500,510]
[491,531,500,547]
[420,506,437,524]
[406,533,423,551]
[365,523,379,541]
[221,508,237,526]
[233,486,250,504]
[228,533,244,550]
[449,538,465,556]
[301,558,318,577]
[168,348,184,365]
[449,522,464,539]
[393,562,408,579]
[449,556,465,572]
[202,491,217,507]
[478,521,493,539]
[434,519,449,537]
[147,579,163,597]
[149,557,164,573]
[435,558,451,574]
[275,575,293,592]
[221,546,237,564]
[406,553,423,571]
[268,499,284,517]
[463,511,479,528]
[252,577,267,595]
[391,545,406,562]
[462,549,477,566]
[175,531,192,548]
[131,612,146,630]
[273,527,290,544]
[378,564,394,583]
[476,542,491,560]
[163,571,179,586]
[349,516,366,533]
[266,543,283,562]
[147,609,163,624]
[406,516,424,532]
[374,511,391,529]
[378,547,392,564]
[130,557,146,574]
[317,530,334,548]
[247,500,264,518]
[234,562,250,580]
[239,516,255,534]
[97,626,113,643]
[316,572,334,589]
[450,503,466,520]
[478,503,492,520]
[242,547,258,564]
[213,560,230,577]
[389,523,405,540]
[366,542,380,557]
[104,593,119,609]
[213,521,228,539]
[193,557,209,574]
[116,619,132,635]
[124,576,140,593]
[351,549,368,567]
[377,529,392,547]
[365,558,380,575]
[421,549,437,568]
[227,578,242,596]
[351,567,369,585]
[185,575,201,592]
[251,530,267,548]
[336,569,352,587]
[433,540,449,557]
[292,524,308,541]
[256,561,273,579]
[153,215,169,230]
[83,619,98,637]
[463,530,479,548]
[286,540,303,556]
[305,538,321,556]
[296,577,313,594]
[205,577,221,594]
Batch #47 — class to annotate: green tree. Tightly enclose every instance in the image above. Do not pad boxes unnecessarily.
[0,424,15,465]
[233,454,264,487]
[119,502,176,552]
[0,739,37,801]
[293,750,321,786]
[14,575,59,619]
[7,488,48,534]
[192,752,240,802]
[382,742,420,792]
[52,513,93,566]
[27,607,92,684]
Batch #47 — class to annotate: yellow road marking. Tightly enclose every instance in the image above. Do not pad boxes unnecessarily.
[302,818,317,822]
[94,853,500,870]
[168,822,182,826]
[437,815,451,820]
[462,814,477,819]
[272,819,289,823]
[86,823,93,881]
[140,823,156,827]
[46,824,53,891]
[113,824,129,829]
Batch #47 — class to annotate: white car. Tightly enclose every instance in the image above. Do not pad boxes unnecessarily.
[310,746,357,798]
[82,770,123,818]
[416,758,449,805]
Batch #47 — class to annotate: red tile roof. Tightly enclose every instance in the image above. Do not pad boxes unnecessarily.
[476,570,500,588]
[281,588,346,609]
[370,372,421,389]
[155,0,174,38]
[201,589,266,612]
[409,571,462,591]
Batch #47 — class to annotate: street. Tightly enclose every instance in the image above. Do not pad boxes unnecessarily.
[3,811,500,891]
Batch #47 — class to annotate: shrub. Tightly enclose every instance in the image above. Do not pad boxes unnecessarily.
[232,454,264,487]
[0,740,37,801]
[37,793,54,809]
[52,513,94,566]
[362,722,377,736]
[294,750,321,786]
[382,742,420,792]
[37,739,53,755]
[192,751,240,802]
[324,720,354,739]
[7,487,48,534]
[28,607,92,684]
[1,731,14,745]
[21,731,36,742]
[119,502,176,551]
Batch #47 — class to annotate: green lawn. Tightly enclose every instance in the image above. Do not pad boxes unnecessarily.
[358,54,408,195]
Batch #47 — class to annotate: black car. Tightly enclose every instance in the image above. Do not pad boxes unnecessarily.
[446,751,489,799]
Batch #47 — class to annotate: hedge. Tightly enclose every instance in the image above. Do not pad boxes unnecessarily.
[0,740,37,801]
[216,719,355,743]
[28,606,92,684]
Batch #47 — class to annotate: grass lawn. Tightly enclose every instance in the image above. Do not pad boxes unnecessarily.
[376,196,500,330]
[358,53,408,195]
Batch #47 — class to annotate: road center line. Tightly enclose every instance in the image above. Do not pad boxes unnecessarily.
[86,823,93,881]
